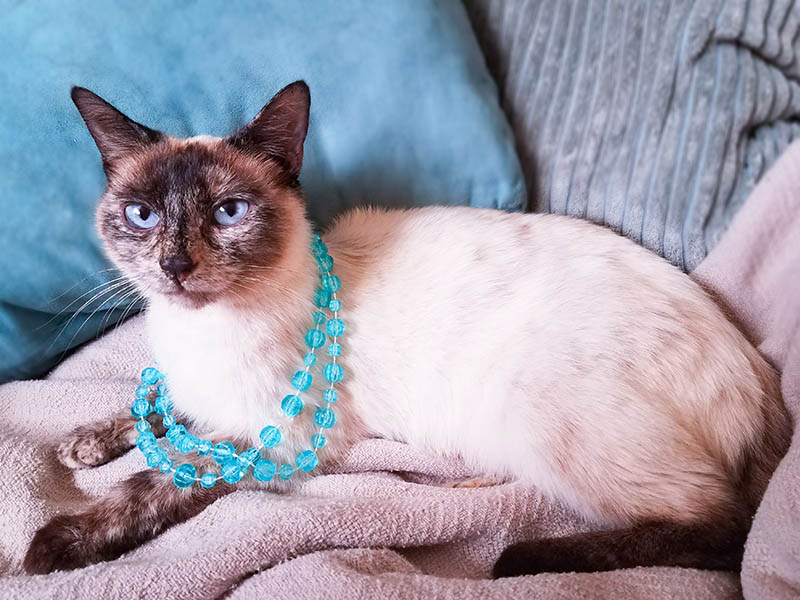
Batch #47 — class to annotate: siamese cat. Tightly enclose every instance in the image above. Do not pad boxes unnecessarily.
[24,82,790,577]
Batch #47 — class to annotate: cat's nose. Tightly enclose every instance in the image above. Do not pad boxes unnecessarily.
[160,254,196,281]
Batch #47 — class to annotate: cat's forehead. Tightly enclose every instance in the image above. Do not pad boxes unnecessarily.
[108,137,281,205]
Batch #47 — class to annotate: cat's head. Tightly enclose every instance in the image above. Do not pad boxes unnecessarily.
[72,82,311,309]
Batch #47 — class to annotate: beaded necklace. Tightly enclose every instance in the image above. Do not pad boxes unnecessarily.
[131,234,345,489]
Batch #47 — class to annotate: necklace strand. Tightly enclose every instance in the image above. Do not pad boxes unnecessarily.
[131,234,345,488]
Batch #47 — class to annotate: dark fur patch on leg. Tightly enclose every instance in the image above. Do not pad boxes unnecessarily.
[493,519,749,578]
[24,467,229,574]
[58,412,166,469]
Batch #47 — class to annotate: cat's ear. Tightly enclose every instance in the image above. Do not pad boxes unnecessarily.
[227,81,310,178]
[71,87,163,175]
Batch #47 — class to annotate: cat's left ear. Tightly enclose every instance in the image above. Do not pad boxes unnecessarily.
[227,81,310,178]
[71,87,164,175]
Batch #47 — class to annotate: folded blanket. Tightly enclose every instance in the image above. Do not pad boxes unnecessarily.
[1,141,799,598]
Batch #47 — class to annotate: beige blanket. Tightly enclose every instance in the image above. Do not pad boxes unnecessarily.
[1,145,798,599]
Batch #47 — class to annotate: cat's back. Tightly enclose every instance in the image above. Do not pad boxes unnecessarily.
[326,206,786,523]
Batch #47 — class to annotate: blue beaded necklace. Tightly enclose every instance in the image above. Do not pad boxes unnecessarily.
[131,234,345,489]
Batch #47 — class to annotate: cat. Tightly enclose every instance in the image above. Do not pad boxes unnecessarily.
[24,81,790,576]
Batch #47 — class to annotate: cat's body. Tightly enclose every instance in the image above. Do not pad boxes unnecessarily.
[152,204,781,526]
[23,82,790,576]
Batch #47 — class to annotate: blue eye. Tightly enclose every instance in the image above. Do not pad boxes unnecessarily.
[214,200,249,226]
[124,204,160,229]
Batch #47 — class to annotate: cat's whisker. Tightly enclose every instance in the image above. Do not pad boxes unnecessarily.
[114,292,148,334]
[35,276,130,332]
[47,280,135,353]
[98,285,142,332]
[46,267,123,306]
[58,282,138,358]
[232,276,313,305]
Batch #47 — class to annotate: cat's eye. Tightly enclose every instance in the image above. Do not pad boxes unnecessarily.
[213,199,249,226]
[124,203,160,229]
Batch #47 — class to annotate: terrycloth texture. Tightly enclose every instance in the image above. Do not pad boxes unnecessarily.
[693,142,800,599]
[463,0,800,271]
[1,142,799,597]
[0,0,525,383]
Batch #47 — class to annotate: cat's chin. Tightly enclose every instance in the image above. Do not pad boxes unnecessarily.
[160,289,214,310]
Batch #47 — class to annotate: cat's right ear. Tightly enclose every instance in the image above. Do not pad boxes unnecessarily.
[71,87,163,175]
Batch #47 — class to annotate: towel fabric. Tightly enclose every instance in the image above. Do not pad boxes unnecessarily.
[1,140,799,597]
[464,0,800,271]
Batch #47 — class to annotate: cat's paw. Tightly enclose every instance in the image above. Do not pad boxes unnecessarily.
[57,421,132,469]
[23,514,93,574]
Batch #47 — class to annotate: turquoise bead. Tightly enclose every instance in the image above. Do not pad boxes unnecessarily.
[292,371,312,391]
[323,389,338,403]
[196,440,213,456]
[253,459,276,482]
[311,240,328,256]
[156,383,169,396]
[165,424,187,443]
[323,363,344,383]
[162,414,176,428]
[238,446,260,468]
[281,394,304,417]
[312,311,326,325]
[200,473,217,488]
[323,275,341,292]
[158,458,174,473]
[176,435,198,454]
[279,464,294,480]
[141,367,161,385]
[136,431,157,449]
[311,434,326,448]
[328,299,341,312]
[222,461,244,484]
[131,399,152,418]
[326,318,345,337]
[135,385,149,398]
[303,352,317,367]
[154,396,173,415]
[146,449,165,468]
[317,254,333,271]
[135,419,151,433]
[314,289,331,308]
[315,407,336,429]
[173,463,196,488]
[328,343,342,357]
[259,425,281,448]
[212,441,235,464]
[297,450,318,472]
[305,329,326,348]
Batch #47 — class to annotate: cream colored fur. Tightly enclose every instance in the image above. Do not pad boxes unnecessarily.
[147,205,779,526]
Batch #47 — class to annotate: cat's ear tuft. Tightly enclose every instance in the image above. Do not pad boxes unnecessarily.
[227,81,310,178]
[71,87,163,174]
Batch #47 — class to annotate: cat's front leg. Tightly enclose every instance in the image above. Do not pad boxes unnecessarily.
[57,411,167,469]
[23,464,231,574]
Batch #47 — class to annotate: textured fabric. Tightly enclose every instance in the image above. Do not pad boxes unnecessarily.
[463,0,800,272]
[0,316,739,599]
[0,0,525,383]
[4,141,800,596]
[693,141,800,600]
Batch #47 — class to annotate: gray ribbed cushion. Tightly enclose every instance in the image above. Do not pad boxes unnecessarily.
[464,0,800,270]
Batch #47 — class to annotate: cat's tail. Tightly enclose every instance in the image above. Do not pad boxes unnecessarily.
[492,517,750,577]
